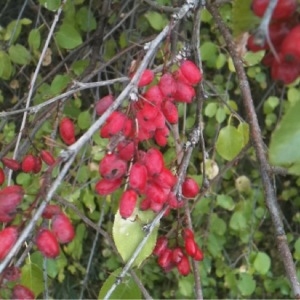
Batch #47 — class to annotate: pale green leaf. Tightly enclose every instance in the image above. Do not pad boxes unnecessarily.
[204,102,218,118]
[216,194,235,211]
[9,44,31,65]
[113,209,159,267]
[76,7,97,32]
[50,74,71,94]
[98,268,141,299]
[78,110,92,130]
[144,11,168,31]
[216,125,244,160]
[254,252,271,275]
[55,24,82,49]
[0,51,13,80]
[230,211,247,231]
[237,273,256,296]
[21,263,44,297]
[28,29,41,50]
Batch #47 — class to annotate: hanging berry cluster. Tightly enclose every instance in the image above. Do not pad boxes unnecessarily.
[95,59,204,275]
[248,0,300,84]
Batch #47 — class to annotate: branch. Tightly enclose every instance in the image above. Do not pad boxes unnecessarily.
[206,3,300,298]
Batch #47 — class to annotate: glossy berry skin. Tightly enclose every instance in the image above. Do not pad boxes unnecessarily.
[143,85,164,107]
[117,140,135,161]
[22,154,36,173]
[153,236,168,256]
[182,177,200,198]
[172,247,184,264]
[173,81,196,103]
[177,255,191,276]
[52,213,75,244]
[95,95,114,116]
[144,148,164,176]
[0,227,18,260]
[95,178,122,196]
[33,156,42,174]
[129,162,148,192]
[157,248,173,269]
[179,60,202,85]
[161,100,178,124]
[193,247,204,261]
[99,153,127,180]
[184,237,197,257]
[0,167,5,185]
[119,189,137,219]
[252,0,297,20]
[0,185,24,216]
[40,150,56,166]
[137,69,154,87]
[158,73,177,98]
[12,284,35,300]
[1,157,20,171]
[281,25,300,63]
[42,204,61,219]
[59,117,75,145]
[36,229,60,258]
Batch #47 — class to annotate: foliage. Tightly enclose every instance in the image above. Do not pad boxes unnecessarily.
[0,0,299,299]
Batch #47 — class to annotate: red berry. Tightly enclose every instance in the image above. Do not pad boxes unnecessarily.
[145,181,167,204]
[154,167,177,189]
[52,213,75,244]
[2,266,21,281]
[193,247,204,261]
[154,126,169,147]
[117,140,135,161]
[32,156,42,174]
[95,95,114,115]
[0,227,18,260]
[168,192,184,209]
[179,60,202,85]
[99,153,127,180]
[182,177,200,198]
[95,178,122,195]
[129,162,148,192]
[157,248,173,269]
[1,157,20,171]
[0,185,24,215]
[182,228,194,239]
[42,204,62,219]
[59,117,75,145]
[144,148,164,176]
[21,155,36,173]
[153,236,168,256]
[36,229,60,258]
[177,255,191,276]
[140,197,151,210]
[158,73,177,98]
[142,85,164,107]
[139,102,159,121]
[0,167,5,185]
[12,284,35,300]
[281,25,300,63]
[252,0,297,20]
[100,111,127,138]
[172,247,184,264]
[136,69,154,87]
[185,237,197,256]
[161,100,178,124]
[174,81,196,103]
[119,189,137,219]
[40,150,56,166]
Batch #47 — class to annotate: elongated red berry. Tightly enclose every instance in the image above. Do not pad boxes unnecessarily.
[52,213,75,244]
[99,153,127,180]
[158,73,177,98]
[172,247,184,264]
[142,85,164,107]
[144,148,164,176]
[0,227,18,260]
[158,248,173,270]
[161,100,178,124]
[0,185,24,215]
[179,60,202,85]
[193,247,204,261]
[117,140,135,161]
[95,178,122,195]
[33,156,42,174]
[154,167,177,189]
[22,154,36,173]
[59,117,75,145]
[174,81,196,103]
[119,189,137,219]
[184,237,196,257]
[95,95,114,115]
[36,229,60,258]
[182,177,200,198]
[40,150,56,166]
[0,167,5,185]
[1,157,20,171]
[182,228,194,239]
[136,69,154,87]
[154,127,169,147]
[129,162,148,192]
[42,204,61,219]
[281,25,300,63]
[100,111,127,138]
[153,236,168,256]
[12,284,35,300]
[177,255,191,276]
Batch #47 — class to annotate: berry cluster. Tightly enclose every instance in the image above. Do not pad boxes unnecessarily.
[153,229,203,276]
[248,0,300,84]
[95,60,202,218]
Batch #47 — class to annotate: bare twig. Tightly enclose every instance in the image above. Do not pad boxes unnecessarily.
[207,3,300,298]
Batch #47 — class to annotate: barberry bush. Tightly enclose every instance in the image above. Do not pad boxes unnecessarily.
[0,0,300,299]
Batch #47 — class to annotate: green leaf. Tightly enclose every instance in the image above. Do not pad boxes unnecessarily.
[81,188,96,212]
[0,51,13,80]
[254,252,271,275]
[21,263,44,297]
[232,0,258,37]
[71,59,89,76]
[210,213,227,235]
[230,211,247,231]
[216,194,235,211]
[9,44,31,65]
[144,11,168,31]
[98,268,141,299]
[204,102,218,118]
[113,209,159,267]
[216,107,226,123]
[216,125,244,160]
[287,87,300,105]
[237,122,249,146]
[243,50,265,66]
[55,24,82,49]
[237,273,256,296]
[200,42,218,68]
[78,110,92,130]
[39,0,61,11]
[4,20,22,42]
[269,100,300,171]
[28,29,41,50]
[50,74,71,94]
[294,238,300,260]
[76,7,97,32]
